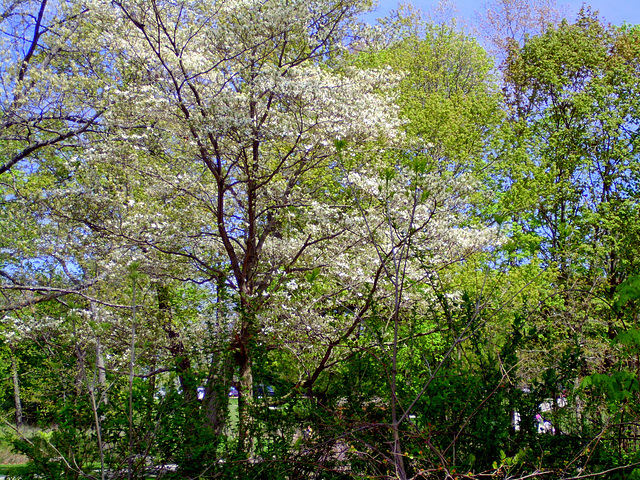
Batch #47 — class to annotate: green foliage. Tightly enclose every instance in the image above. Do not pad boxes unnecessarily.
[581,371,639,403]
[355,19,502,179]
[503,9,640,280]
[615,274,640,312]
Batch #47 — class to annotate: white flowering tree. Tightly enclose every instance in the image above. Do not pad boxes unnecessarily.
[268,143,501,477]
[285,14,505,478]
[0,1,118,446]
[242,11,505,475]
[42,0,402,452]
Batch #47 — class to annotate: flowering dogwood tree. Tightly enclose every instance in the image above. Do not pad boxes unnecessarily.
[56,0,403,448]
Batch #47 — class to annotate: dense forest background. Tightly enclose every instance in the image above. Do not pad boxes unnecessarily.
[1,0,639,478]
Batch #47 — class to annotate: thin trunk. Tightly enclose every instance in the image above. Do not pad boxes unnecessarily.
[94,334,106,480]
[96,339,106,403]
[91,297,107,403]
[390,306,407,480]
[236,327,253,452]
[96,336,106,383]
[73,314,86,401]
[89,383,105,480]
[10,346,22,427]
[128,275,136,480]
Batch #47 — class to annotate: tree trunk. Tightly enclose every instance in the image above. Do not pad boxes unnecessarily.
[10,345,22,427]
[203,273,232,435]
[128,274,137,480]
[236,343,253,452]
[235,304,254,452]
[96,337,106,402]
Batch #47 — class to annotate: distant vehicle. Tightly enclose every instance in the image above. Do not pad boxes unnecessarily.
[256,384,275,398]
[197,385,271,398]
[194,386,240,399]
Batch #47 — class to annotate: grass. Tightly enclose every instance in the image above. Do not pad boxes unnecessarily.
[228,397,238,429]
[0,464,24,476]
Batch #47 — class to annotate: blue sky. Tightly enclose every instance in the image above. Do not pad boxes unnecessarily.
[360,1,640,28]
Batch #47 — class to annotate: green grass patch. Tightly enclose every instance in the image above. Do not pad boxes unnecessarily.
[227,397,238,434]
[0,464,25,475]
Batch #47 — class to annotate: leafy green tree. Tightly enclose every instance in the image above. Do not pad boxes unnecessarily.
[491,10,640,475]
[503,9,640,370]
